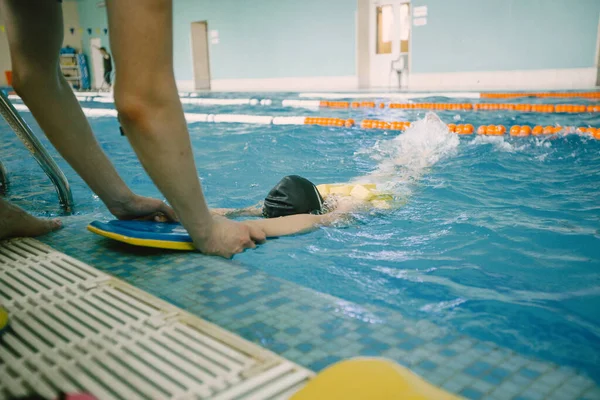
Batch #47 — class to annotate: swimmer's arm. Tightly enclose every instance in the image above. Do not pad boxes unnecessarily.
[241,213,343,238]
[211,204,263,217]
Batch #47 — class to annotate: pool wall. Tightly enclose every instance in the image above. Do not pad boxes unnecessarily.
[71,0,600,90]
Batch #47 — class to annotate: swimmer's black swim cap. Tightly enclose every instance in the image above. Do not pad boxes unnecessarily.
[263,175,324,218]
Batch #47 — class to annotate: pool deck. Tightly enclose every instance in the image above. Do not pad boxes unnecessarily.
[0,238,313,400]
[17,219,599,400]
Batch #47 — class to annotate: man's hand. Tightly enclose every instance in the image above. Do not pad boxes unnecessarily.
[108,194,177,222]
[193,216,266,258]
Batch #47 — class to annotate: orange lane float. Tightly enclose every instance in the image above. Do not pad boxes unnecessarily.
[321,101,600,113]
[458,124,474,135]
[304,117,351,127]
[477,125,505,136]
[306,117,600,138]
[481,91,600,99]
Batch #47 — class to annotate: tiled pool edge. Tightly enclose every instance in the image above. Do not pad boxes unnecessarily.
[40,226,600,400]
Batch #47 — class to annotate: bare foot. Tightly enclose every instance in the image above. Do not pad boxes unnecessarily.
[0,199,62,240]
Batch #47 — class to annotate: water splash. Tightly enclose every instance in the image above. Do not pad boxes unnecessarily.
[355,112,459,195]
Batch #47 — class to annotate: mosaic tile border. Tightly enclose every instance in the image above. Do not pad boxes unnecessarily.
[38,221,600,400]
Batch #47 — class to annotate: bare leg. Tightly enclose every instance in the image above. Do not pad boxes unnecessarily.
[106,0,265,256]
[0,0,134,211]
[0,198,61,240]
[0,0,175,222]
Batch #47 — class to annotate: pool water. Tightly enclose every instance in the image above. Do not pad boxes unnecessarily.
[1,93,600,383]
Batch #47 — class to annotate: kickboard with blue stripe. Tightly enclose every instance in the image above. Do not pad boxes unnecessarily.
[0,306,8,335]
[88,220,195,250]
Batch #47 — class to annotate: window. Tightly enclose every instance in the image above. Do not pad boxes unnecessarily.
[399,3,410,53]
[376,5,393,54]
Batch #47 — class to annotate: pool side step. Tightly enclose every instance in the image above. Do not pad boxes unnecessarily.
[0,238,314,400]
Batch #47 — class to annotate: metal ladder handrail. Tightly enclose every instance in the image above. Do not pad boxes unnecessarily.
[0,90,73,213]
[0,158,8,194]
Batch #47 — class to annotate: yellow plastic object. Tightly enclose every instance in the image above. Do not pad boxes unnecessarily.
[318,182,393,206]
[371,199,392,209]
[357,183,377,190]
[316,184,330,197]
[329,184,353,196]
[0,306,8,334]
[87,224,195,251]
[291,358,462,400]
[350,184,375,201]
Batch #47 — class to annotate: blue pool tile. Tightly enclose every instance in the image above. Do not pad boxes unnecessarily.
[356,326,373,335]
[473,342,493,352]
[270,342,290,353]
[205,301,233,311]
[362,341,391,353]
[418,360,438,371]
[519,367,541,379]
[394,330,411,340]
[203,290,221,299]
[358,336,378,346]
[359,347,386,356]
[296,343,314,353]
[158,295,187,309]
[235,271,255,279]
[460,387,484,400]
[219,287,240,296]
[464,361,492,378]
[398,337,425,351]
[489,367,510,380]
[482,373,503,386]
[321,329,349,341]
[319,321,343,331]
[434,334,458,345]
[265,297,292,308]
[284,327,302,335]
[309,355,343,372]
[360,338,390,352]
[233,309,257,319]
[227,296,253,307]
[247,322,278,336]
[440,348,457,357]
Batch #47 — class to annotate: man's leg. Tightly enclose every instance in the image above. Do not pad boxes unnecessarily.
[0,198,61,240]
[0,0,138,212]
[105,0,265,256]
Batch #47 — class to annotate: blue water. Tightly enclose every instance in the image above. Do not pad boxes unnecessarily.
[1,93,600,380]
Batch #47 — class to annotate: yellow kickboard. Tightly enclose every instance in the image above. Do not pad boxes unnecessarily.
[0,306,8,334]
[291,358,463,400]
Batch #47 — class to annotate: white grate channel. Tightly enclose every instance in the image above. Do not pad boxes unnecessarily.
[0,238,313,400]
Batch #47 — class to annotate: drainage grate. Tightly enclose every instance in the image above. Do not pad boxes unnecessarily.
[0,238,313,400]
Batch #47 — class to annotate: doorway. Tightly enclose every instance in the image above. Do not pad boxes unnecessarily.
[596,14,600,86]
[367,0,411,88]
[89,38,104,90]
[191,21,211,90]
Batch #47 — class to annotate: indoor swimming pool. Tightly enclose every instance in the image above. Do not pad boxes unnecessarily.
[1,91,599,400]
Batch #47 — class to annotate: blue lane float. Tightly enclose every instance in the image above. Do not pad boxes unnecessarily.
[88,220,195,251]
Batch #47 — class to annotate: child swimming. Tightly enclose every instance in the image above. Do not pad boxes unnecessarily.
[209,175,391,238]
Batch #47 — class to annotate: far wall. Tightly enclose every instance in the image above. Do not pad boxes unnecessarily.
[0,1,83,86]
[3,1,598,90]
[76,1,110,89]
[75,0,358,90]
[172,0,357,89]
[411,0,600,74]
